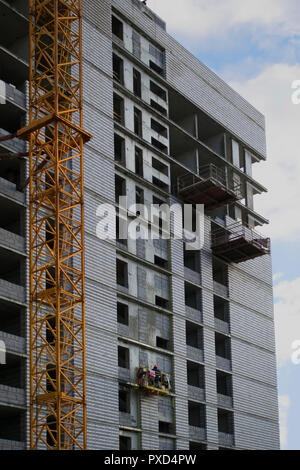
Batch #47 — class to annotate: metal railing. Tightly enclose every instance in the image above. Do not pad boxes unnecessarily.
[177,164,242,198]
[212,222,271,253]
[137,367,170,393]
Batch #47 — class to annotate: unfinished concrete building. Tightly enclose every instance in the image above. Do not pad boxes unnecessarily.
[0,0,279,450]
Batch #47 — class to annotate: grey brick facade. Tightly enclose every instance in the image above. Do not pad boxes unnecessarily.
[0,0,279,450]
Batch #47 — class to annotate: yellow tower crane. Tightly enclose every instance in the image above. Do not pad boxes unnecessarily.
[0,0,90,449]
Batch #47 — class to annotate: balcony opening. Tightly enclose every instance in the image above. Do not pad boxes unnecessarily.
[151,119,168,139]
[155,295,169,310]
[119,385,131,413]
[0,194,24,235]
[114,134,126,165]
[212,258,228,296]
[115,174,126,202]
[112,16,123,41]
[116,214,127,247]
[187,361,205,389]
[0,408,25,442]
[117,259,128,288]
[149,60,164,76]
[184,247,200,272]
[133,68,142,98]
[152,176,169,192]
[0,354,24,388]
[134,107,143,138]
[154,255,168,269]
[215,333,231,360]
[159,421,173,434]
[156,336,169,350]
[150,100,167,116]
[113,54,124,85]
[185,283,202,311]
[149,44,164,66]
[113,93,124,125]
[150,81,167,101]
[0,300,24,337]
[189,442,207,451]
[216,371,232,397]
[214,296,229,323]
[212,258,228,285]
[188,402,206,428]
[135,186,144,205]
[117,302,129,325]
[119,435,131,450]
[135,147,143,177]
[0,251,23,286]
[152,156,169,176]
[186,322,203,350]
[218,409,234,435]
[151,137,168,154]
[118,346,129,369]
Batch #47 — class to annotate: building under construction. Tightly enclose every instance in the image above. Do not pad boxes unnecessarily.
[0,0,280,450]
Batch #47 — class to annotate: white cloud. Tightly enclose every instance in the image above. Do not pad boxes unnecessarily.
[228,63,300,242]
[274,277,300,367]
[147,0,300,39]
[273,272,284,283]
[279,395,290,449]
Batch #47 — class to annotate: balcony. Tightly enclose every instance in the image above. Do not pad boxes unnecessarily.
[212,222,270,263]
[177,164,242,209]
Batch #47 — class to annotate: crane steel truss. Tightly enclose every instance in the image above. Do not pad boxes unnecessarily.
[24,0,91,449]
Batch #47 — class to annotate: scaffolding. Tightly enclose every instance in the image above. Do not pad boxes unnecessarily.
[137,367,170,396]
[177,164,243,209]
[211,222,270,263]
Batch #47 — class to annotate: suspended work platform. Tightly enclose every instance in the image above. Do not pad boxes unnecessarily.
[177,164,243,209]
[136,367,171,396]
[211,222,271,263]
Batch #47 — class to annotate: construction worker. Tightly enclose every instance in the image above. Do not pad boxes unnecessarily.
[137,367,146,387]
[152,364,161,387]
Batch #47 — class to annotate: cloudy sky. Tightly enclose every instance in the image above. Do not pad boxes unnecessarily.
[147,0,300,450]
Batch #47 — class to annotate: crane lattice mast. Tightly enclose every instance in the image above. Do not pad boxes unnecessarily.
[24,0,90,449]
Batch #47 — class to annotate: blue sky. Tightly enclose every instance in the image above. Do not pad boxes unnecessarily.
[147,0,300,450]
